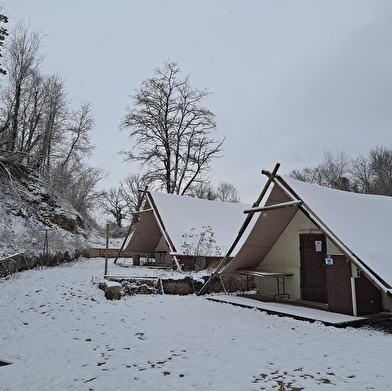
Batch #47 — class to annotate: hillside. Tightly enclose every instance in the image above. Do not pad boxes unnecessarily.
[0,160,101,261]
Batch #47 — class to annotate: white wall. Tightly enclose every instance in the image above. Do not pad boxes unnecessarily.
[155,236,174,266]
[382,294,392,311]
[255,211,342,299]
[155,235,168,252]
[254,210,392,314]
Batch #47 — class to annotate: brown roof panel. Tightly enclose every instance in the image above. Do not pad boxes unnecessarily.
[125,210,162,253]
[222,183,298,274]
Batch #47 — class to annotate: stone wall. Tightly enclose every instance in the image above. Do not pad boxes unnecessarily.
[0,250,88,278]
[103,274,253,298]
[89,248,134,258]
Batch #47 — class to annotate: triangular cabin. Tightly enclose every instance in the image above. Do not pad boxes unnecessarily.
[125,191,251,271]
[209,171,392,316]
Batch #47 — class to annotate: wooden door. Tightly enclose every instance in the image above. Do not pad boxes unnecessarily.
[325,255,353,314]
[355,274,383,315]
[300,234,328,303]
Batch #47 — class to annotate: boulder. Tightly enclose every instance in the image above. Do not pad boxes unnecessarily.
[103,281,122,300]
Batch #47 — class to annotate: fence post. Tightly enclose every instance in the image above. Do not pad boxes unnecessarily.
[104,223,109,276]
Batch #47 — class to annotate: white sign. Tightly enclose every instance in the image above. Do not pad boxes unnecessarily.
[325,254,333,265]
[315,240,322,252]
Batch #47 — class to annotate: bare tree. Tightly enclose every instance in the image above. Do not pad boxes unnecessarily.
[185,180,241,202]
[0,23,68,174]
[215,181,240,202]
[2,22,43,152]
[101,187,127,228]
[350,146,392,196]
[55,162,104,216]
[48,101,99,216]
[289,150,351,191]
[0,21,104,219]
[120,61,224,195]
[321,150,351,190]
[61,101,96,167]
[288,146,392,196]
[0,10,8,75]
[16,71,47,158]
[120,173,150,214]
[368,146,392,195]
[36,73,68,172]
[349,154,372,194]
[186,181,216,200]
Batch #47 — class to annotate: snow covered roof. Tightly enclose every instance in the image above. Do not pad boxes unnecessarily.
[126,191,252,257]
[280,176,392,293]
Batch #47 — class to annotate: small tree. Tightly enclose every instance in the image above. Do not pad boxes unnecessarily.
[181,225,221,270]
[121,61,224,195]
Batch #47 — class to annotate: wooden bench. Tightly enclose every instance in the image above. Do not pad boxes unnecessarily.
[235,269,293,299]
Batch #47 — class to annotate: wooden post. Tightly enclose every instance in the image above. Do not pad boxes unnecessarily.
[104,222,109,276]
[351,277,358,316]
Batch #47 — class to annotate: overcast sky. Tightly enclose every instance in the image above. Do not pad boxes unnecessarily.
[4,0,392,203]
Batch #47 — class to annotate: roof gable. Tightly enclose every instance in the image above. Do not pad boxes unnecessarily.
[125,197,161,253]
[127,191,252,257]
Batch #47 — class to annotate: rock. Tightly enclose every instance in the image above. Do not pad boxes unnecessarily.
[139,284,154,294]
[162,277,197,295]
[103,281,122,300]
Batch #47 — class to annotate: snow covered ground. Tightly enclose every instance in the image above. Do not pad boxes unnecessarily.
[1,258,391,390]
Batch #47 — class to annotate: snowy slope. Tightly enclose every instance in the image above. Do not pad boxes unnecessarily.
[0,170,94,259]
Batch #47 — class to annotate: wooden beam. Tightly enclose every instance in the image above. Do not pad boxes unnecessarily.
[133,208,153,214]
[235,269,293,278]
[243,200,302,213]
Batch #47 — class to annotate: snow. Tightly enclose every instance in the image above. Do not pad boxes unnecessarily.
[148,191,252,256]
[207,295,366,325]
[1,258,392,390]
[282,176,392,291]
[104,281,122,288]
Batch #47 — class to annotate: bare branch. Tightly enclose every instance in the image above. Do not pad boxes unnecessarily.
[120,61,224,194]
